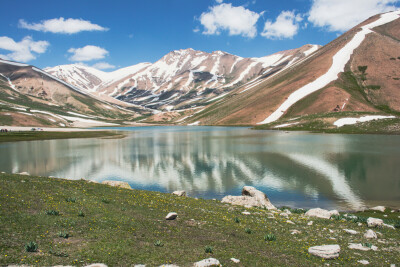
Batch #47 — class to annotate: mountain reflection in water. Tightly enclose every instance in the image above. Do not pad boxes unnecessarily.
[1,126,399,210]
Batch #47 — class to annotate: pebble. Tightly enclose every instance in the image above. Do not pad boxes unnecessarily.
[286,220,295,224]
[242,211,251,215]
[357,260,370,265]
[364,229,377,239]
[307,221,313,226]
[344,229,358,235]
[165,212,178,220]
[193,258,221,267]
[230,258,240,263]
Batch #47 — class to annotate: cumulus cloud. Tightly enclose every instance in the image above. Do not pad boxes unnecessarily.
[68,45,109,61]
[199,3,260,38]
[0,36,49,62]
[261,11,302,39]
[308,0,399,32]
[92,62,116,70]
[215,0,223,3]
[19,17,108,34]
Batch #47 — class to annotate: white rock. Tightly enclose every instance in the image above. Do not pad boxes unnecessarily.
[307,221,313,226]
[221,186,276,210]
[18,172,30,175]
[364,229,377,239]
[344,229,358,235]
[172,190,186,197]
[102,180,132,190]
[286,220,295,224]
[85,264,108,267]
[193,258,221,267]
[348,243,378,251]
[370,206,385,212]
[291,230,301,235]
[159,265,179,267]
[305,208,338,219]
[242,211,251,215]
[358,223,363,226]
[134,265,146,267]
[280,212,289,218]
[165,212,178,220]
[358,260,370,265]
[329,229,335,233]
[308,244,340,259]
[283,209,292,214]
[383,223,396,230]
[230,258,240,263]
[367,217,383,228]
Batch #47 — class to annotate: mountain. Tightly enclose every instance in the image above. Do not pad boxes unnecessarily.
[0,59,146,127]
[182,10,400,129]
[46,45,320,113]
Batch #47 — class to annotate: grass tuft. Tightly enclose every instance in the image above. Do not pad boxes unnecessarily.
[25,241,38,252]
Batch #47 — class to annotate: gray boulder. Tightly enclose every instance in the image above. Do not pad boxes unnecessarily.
[193,258,221,267]
[102,180,132,190]
[367,217,383,228]
[308,244,340,259]
[364,229,377,239]
[305,208,338,219]
[221,186,276,210]
[172,190,186,197]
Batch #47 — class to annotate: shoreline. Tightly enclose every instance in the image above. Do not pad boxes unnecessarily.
[3,171,399,212]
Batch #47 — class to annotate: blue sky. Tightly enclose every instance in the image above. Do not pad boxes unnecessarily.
[0,0,399,69]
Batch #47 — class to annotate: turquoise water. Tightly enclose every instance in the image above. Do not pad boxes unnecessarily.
[1,126,400,210]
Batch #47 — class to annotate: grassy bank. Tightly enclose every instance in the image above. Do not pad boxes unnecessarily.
[0,131,125,143]
[0,173,399,266]
[254,112,400,135]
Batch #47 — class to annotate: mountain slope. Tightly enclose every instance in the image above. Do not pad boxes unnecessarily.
[0,59,144,127]
[185,10,400,128]
[46,45,320,113]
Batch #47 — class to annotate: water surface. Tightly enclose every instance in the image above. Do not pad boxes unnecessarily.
[1,126,399,210]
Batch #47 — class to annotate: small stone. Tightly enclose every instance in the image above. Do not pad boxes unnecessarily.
[370,206,385,212]
[382,223,396,230]
[85,264,108,267]
[286,220,295,224]
[367,217,383,228]
[102,180,132,190]
[165,212,178,220]
[18,172,30,175]
[358,223,363,226]
[283,209,292,214]
[348,243,378,251]
[364,230,377,239]
[134,265,146,267]
[383,214,388,217]
[344,229,358,235]
[172,190,186,197]
[329,229,334,233]
[159,265,179,267]
[291,230,301,235]
[193,258,221,267]
[357,260,370,265]
[305,208,338,219]
[230,258,240,263]
[308,245,340,259]
[242,211,251,215]
[280,212,289,218]
[307,221,313,226]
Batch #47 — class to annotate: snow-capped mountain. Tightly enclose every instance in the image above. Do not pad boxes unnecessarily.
[46,45,320,111]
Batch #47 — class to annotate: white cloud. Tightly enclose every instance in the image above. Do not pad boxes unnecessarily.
[19,17,108,34]
[0,36,49,62]
[261,11,302,39]
[199,3,260,38]
[68,45,109,61]
[308,0,399,32]
[193,27,200,33]
[92,62,116,70]
[216,0,223,3]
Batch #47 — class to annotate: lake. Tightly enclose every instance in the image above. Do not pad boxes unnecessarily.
[1,126,399,211]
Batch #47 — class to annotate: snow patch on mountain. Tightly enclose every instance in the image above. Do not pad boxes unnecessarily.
[258,10,400,125]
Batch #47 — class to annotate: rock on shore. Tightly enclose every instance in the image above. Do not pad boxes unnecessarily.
[221,186,276,210]
[101,180,132,190]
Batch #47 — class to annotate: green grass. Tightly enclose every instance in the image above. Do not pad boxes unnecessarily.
[0,173,399,266]
[0,131,125,143]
